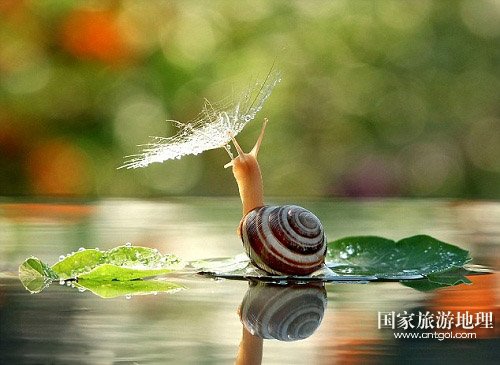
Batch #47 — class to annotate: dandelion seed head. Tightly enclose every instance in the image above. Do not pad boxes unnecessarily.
[119,70,281,169]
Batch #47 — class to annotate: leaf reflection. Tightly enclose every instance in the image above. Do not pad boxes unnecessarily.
[74,279,184,299]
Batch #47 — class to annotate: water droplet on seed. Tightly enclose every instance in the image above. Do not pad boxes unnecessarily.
[78,247,85,252]
[125,242,132,247]
[59,255,65,261]
[125,294,131,299]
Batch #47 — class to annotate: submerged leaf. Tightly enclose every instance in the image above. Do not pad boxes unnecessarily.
[402,270,472,292]
[327,235,471,278]
[427,271,472,286]
[75,279,185,299]
[19,257,58,293]
[190,254,250,273]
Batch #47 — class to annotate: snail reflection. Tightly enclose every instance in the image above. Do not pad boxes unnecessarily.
[236,282,327,365]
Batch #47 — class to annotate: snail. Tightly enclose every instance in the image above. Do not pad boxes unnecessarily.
[226,119,327,275]
[239,282,327,341]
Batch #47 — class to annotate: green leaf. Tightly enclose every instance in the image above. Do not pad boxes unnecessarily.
[19,257,59,293]
[51,249,105,279]
[50,245,184,281]
[75,279,185,299]
[19,245,185,295]
[327,235,471,278]
[78,264,179,281]
[105,246,162,265]
[105,246,181,268]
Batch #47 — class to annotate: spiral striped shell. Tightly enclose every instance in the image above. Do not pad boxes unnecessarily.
[239,205,327,275]
[240,282,327,341]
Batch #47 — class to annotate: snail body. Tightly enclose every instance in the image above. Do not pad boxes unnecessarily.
[227,120,327,275]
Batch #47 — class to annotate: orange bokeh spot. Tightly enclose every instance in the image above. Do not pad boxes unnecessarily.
[26,139,92,196]
[430,273,499,338]
[60,8,130,64]
[0,0,25,16]
[2,203,95,223]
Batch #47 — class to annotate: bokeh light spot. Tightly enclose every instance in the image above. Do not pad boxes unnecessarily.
[60,8,131,63]
[405,142,464,195]
[113,94,168,151]
[160,6,218,67]
[461,0,500,38]
[27,139,92,196]
[466,118,500,173]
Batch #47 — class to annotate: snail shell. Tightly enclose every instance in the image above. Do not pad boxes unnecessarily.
[239,205,327,275]
[240,282,327,341]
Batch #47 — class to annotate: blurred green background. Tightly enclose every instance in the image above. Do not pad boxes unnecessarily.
[1,0,499,199]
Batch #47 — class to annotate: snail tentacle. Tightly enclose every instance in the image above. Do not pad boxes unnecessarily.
[249,118,267,157]
[227,121,267,216]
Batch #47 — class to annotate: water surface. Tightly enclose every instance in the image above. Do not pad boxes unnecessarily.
[1,198,499,364]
